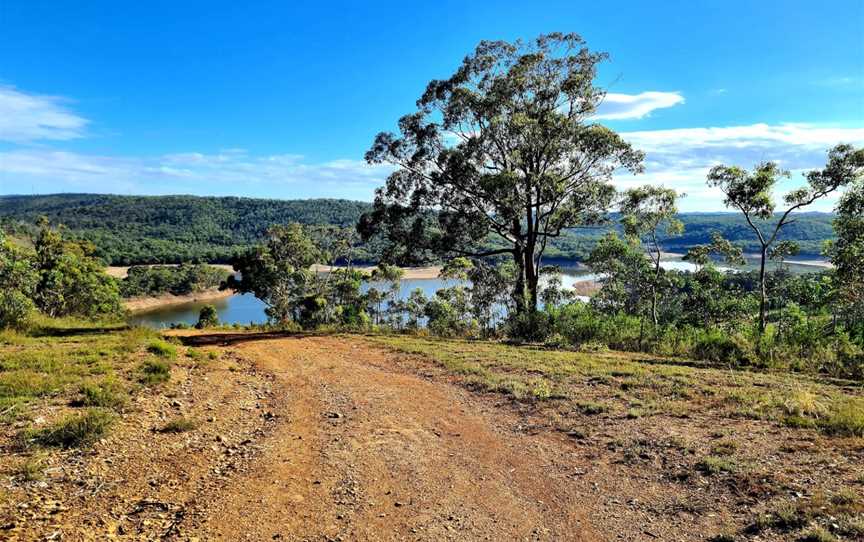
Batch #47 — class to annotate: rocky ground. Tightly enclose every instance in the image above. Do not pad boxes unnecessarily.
[2,332,862,541]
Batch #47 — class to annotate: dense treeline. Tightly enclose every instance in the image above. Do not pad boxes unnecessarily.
[119,264,231,299]
[0,221,122,328]
[0,194,375,265]
[0,194,835,266]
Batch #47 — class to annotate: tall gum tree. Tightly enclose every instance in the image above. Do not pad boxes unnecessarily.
[619,185,684,326]
[360,33,644,314]
[707,144,864,332]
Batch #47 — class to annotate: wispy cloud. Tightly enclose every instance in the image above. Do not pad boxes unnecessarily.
[0,86,88,142]
[594,91,684,120]
[615,123,864,211]
[0,149,393,200]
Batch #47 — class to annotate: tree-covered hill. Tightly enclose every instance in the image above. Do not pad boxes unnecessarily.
[0,194,835,265]
[0,194,372,264]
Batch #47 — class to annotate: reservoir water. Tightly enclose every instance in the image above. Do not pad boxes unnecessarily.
[128,258,829,328]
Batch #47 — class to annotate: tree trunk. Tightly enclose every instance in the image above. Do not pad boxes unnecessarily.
[512,247,526,315]
[651,254,661,327]
[759,245,768,333]
[524,244,539,313]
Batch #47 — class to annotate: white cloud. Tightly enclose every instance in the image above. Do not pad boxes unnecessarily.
[615,123,864,212]
[0,149,393,200]
[0,86,88,142]
[594,91,684,120]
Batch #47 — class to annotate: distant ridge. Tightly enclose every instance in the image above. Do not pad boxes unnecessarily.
[0,193,836,265]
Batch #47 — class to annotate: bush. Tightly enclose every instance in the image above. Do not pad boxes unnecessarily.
[692,329,749,366]
[195,304,219,329]
[76,379,127,409]
[506,310,552,342]
[25,408,114,448]
[820,397,864,437]
[147,339,177,359]
[0,290,34,330]
[158,417,199,433]
[139,359,171,385]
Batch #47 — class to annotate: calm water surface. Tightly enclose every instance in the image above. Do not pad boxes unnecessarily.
[128,258,828,328]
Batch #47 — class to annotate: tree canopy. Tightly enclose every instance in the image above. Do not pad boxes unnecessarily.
[360,33,643,315]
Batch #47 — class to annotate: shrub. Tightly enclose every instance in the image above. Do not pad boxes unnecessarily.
[196,305,219,329]
[25,408,114,448]
[139,359,171,385]
[76,379,127,409]
[692,329,749,366]
[147,339,177,359]
[696,456,736,475]
[799,527,837,542]
[819,397,864,437]
[158,417,199,433]
[0,290,34,330]
[506,310,552,343]
[15,453,47,481]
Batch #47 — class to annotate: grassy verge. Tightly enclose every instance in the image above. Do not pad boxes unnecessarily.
[368,336,864,437]
[367,335,864,540]
[0,317,172,448]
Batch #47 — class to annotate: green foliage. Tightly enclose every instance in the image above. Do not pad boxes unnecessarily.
[692,330,749,365]
[195,304,219,329]
[361,33,642,314]
[32,221,123,319]
[76,378,127,409]
[146,340,177,359]
[24,408,114,448]
[158,417,199,433]
[0,290,35,330]
[697,456,737,475]
[707,145,863,331]
[120,263,229,298]
[0,196,839,269]
[0,194,374,265]
[139,359,171,385]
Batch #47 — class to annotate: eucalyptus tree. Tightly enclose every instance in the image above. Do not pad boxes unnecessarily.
[683,232,746,272]
[227,223,320,324]
[619,185,684,326]
[360,33,644,317]
[371,263,405,327]
[706,144,863,332]
[831,176,864,334]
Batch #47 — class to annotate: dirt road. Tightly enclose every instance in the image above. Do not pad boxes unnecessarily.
[176,336,598,541]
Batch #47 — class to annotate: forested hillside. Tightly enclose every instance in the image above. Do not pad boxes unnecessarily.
[0,194,835,265]
[0,194,372,264]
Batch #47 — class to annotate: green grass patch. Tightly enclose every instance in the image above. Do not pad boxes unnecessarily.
[576,401,609,415]
[818,397,864,437]
[158,417,199,433]
[23,408,114,448]
[146,339,177,359]
[139,359,171,385]
[696,456,737,475]
[798,527,837,542]
[75,378,127,409]
[367,336,864,439]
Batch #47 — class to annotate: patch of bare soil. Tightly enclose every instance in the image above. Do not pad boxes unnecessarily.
[175,336,597,541]
[5,334,861,541]
[0,346,279,541]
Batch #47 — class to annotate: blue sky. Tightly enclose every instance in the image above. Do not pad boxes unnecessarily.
[0,0,862,211]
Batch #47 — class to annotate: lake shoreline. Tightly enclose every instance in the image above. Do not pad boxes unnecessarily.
[124,288,234,313]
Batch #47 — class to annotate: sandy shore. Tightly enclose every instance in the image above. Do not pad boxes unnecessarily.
[106,264,235,279]
[124,288,234,313]
[108,264,443,280]
[311,264,443,279]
